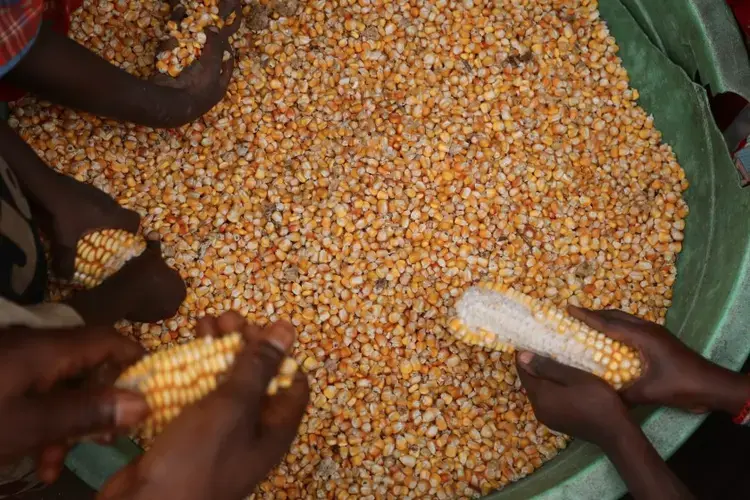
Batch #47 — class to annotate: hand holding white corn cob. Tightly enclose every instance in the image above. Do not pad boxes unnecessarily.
[449,283,643,389]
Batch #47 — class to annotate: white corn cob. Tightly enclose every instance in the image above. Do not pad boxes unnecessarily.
[449,283,642,389]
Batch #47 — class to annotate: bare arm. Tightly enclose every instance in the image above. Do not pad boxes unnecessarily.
[603,419,694,500]
[516,352,694,500]
[0,119,72,210]
[5,26,195,128]
[5,24,236,128]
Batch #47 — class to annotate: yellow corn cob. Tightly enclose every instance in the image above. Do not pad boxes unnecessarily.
[73,229,147,288]
[448,283,642,389]
[116,332,299,439]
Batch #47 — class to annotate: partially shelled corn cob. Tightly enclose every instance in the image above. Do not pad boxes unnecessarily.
[72,229,147,289]
[116,332,299,438]
[449,284,642,389]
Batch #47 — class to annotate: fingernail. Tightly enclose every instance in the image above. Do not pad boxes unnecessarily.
[518,351,534,365]
[265,320,295,352]
[114,392,149,428]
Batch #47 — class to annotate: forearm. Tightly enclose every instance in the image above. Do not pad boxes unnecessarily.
[699,365,750,415]
[602,422,693,500]
[0,120,61,210]
[65,290,118,327]
[5,25,195,128]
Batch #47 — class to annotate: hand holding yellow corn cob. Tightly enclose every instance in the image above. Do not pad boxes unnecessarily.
[71,229,148,289]
[116,312,304,439]
[449,283,643,389]
[101,312,309,500]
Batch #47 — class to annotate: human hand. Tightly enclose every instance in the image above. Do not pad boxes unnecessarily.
[516,351,633,448]
[38,174,140,280]
[98,312,309,500]
[152,0,240,119]
[568,307,739,413]
[0,326,148,478]
[67,241,186,325]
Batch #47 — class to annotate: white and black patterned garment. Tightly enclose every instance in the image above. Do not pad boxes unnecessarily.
[0,154,47,304]
[0,155,47,497]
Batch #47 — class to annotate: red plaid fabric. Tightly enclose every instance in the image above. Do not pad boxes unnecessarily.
[0,0,44,70]
[0,0,83,102]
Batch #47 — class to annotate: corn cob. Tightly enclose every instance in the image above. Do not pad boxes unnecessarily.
[116,332,299,439]
[449,283,642,389]
[72,229,147,289]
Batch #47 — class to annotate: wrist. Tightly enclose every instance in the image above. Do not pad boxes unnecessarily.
[698,365,750,415]
[142,85,199,128]
[597,413,644,456]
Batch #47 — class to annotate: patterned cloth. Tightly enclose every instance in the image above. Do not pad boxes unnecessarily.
[0,0,43,79]
[0,457,43,498]
[0,0,83,101]
[0,295,84,499]
[0,149,48,304]
[0,152,85,497]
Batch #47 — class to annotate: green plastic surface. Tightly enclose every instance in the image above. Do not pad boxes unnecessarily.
[65,0,750,497]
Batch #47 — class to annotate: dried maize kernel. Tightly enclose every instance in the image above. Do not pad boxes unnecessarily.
[72,229,147,289]
[15,0,690,494]
[116,332,299,438]
[450,283,643,389]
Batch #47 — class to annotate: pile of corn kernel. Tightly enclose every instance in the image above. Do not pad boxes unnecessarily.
[11,0,688,497]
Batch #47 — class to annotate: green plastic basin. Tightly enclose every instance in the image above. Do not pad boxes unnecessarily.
[65,0,750,498]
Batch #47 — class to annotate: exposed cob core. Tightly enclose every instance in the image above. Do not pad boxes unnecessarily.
[449,284,642,389]
[116,332,299,438]
[73,229,147,288]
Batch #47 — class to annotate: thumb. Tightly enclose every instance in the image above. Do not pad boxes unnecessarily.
[27,389,148,445]
[259,372,309,455]
[114,209,141,235]
[200,28,226,69]
[516,351,592,386]
[51,240,76,280]
[218,51,235,91]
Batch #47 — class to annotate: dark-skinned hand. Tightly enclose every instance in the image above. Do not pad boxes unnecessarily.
[115,241,186,323]
[98,312,309,500]
[67,241,187,325]
[568,306,733,413]
[516,351,633,448]
[151,0,241,119]
[0,326,148,480]
[35,174,140,280]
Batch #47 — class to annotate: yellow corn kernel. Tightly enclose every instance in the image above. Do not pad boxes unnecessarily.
[72,229,147,288]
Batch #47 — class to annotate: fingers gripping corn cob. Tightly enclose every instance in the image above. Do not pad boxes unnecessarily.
[73,229,147,289]
[449,284,642,389]
[116,332,299,438]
